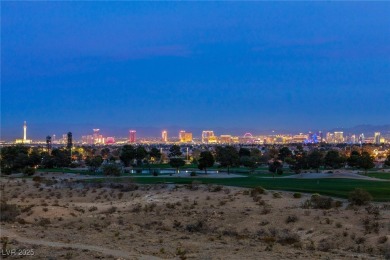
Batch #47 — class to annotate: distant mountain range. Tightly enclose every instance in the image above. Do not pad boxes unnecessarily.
[329,124,390,136]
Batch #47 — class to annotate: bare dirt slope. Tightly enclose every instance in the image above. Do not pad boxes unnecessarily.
[1,176,389,259]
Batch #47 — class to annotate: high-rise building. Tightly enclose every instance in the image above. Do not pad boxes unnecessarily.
[220,135,232,144]
[179,130,186,142]
[183,132,193,142]
[202,130,215,143]
[359,133,365,144]
[46,136,52,153]
[334,131,344,143]
[67,132,73,149]
[351,134,357,144]
[374,132,381,144]
[93,129,100,144]
[129,130,136,143]
[16,121,32,144]
[162,130,168,142]
[326,132,334,143]
[23,121,27,141]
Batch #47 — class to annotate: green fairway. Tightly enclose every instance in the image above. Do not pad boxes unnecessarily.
[366,172,390,180]
[79,175,390,202]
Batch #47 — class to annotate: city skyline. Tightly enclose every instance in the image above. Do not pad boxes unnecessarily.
[3,120,390,143]
[2,2,390,139]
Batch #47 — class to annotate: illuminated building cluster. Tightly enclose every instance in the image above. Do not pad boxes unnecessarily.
[6,121,390,146]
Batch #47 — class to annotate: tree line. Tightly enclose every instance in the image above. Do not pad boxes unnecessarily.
[1,144,388,175]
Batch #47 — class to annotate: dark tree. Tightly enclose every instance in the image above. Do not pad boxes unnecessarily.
[168,145,182,158]
[85,156,103,172]
[149,147,162,163]
[307,149,323,173]
[324,150,345,169]
[268,160,283,177]
[198,151,215,174]
[215,146,240,174]
[119,145,136,167]
[40,154,55,169]
[169,158,185,173]
[135,146,148,165]
[0,145,29,174]
[67,132,73,150]
[278,147,292,162]
[347,151,361,168]
[385,154,390,167]
[359,151,375,174]
[51,148,71,168]
[102,163,121,176]
[238,148,251,158]
[287,148,309,174]
[100,148,110,159]
[240,156,257,173]
[267,148,279,160]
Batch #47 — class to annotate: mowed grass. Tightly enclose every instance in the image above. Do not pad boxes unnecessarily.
[366,172,390,180]
[80,175,390,202]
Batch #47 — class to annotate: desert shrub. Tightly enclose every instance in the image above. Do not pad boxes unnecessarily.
[188,180,201,190]
[365,205,380,218]
[17,218,27,225]
[303,196,334,209]
[32,176,43,182]
[0,202,20,222]
[378,236,388,244]
[186,220,206,233]
[273,192,282,199]
[277,229,300,245]
[250,186,265,197]
[293,193,302,199]
[89,206,98,212]
[166,203,175,209]
[317,239,335,252]
[144,203,157,212]
[104,206,117,214]
[348,188,372,206]
[361,217,379,234]
[261,206,272,215]
[335,222,343,228]
[22,167,35,176]
[38,218,51,226]
[209,185,223,192]
[285,215,298,224]
[131,203,142,213]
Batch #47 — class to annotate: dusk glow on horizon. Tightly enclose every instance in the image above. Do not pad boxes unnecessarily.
[2,2,390,140]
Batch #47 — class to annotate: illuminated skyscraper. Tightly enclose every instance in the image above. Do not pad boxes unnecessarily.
[374,132,381,144]
[93,129,100,144]
[179,130,186,142]
[220,135,232,144]
[129,130,136,143]
[359,133,365,144]
[334,132,344,143]
[23,121,27,142]
[162,130,168,142]
[202,130,215,143]
[183,132,193,142]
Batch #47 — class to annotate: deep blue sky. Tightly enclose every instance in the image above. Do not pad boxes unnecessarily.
[2,2,390,139]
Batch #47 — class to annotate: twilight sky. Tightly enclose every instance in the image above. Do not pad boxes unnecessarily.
[2,2,390,139]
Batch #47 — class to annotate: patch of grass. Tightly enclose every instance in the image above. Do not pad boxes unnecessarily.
[79,176,390,201]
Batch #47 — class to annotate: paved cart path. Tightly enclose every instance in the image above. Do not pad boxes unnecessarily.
[1,227,161,260]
